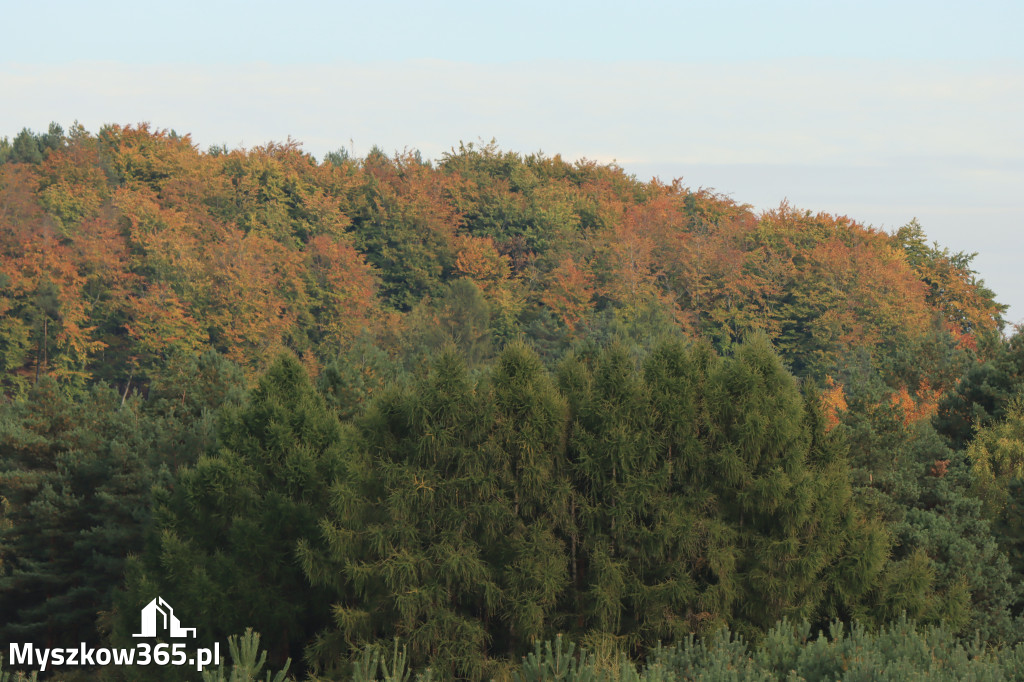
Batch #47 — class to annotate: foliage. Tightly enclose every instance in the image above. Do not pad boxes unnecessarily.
[838,359,1020,642]
[0,379,169,647]
[201,630,292,682]
[0,125,1000,398]
[354,618,1024,680]
[114,354,353,673]
[0,660,37,682]
[936,329,1024,450]
[0,125,1017,680]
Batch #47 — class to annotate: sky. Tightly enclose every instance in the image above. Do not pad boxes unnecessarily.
[3,0,1022,323]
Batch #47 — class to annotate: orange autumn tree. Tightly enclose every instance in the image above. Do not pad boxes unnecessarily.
[0,163,104,391]
[595,201,665,324]
[820,375,849,431]
[453,234,512,295]
[97,123,200,192]
[131,204,301,370]
[889,380,943,427]
[753,204,932,376]
[102,131,382,377]
[123,282,207,375]
[596,186,781,343]
[541,256,595,333]
[304,234,379,355]
[675,191,778,344]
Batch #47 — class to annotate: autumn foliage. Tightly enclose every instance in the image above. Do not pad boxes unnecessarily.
[2,124,1021,680]
[0,126,1005,398]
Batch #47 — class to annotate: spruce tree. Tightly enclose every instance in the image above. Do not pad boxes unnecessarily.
[304,344,573,677]
[115,354,348,670]
[699,337,887,633]
[559,340,724,650]
[486,343,571,651]
[0,379,165,647]
[303,348,500,678]
[641,338,742,637]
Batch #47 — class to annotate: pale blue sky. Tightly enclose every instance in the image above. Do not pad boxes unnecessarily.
[3,1,1022,323]
[6,1,1024,63]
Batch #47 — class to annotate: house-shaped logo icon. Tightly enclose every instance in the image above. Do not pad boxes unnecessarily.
[132,597,197,638]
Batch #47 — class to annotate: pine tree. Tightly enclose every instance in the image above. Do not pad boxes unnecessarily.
[839,358,1018,639]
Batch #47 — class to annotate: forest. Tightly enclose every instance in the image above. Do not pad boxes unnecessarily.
[2,123,1024,680]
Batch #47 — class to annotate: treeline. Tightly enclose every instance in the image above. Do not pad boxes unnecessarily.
[0,123,1003,397]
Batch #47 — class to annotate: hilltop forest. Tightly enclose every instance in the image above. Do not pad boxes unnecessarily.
[3,123,1024,680]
